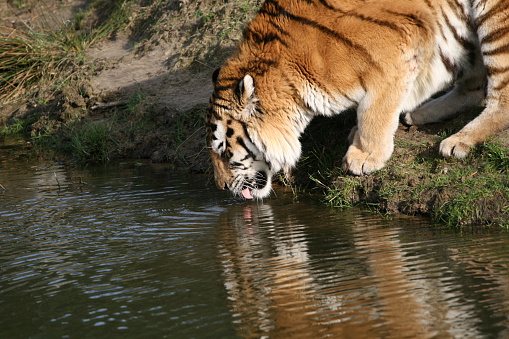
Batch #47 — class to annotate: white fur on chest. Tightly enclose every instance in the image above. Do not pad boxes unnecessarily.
[302,84,362,116]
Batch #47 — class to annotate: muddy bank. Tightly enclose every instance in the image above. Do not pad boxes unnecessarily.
[1,0,508,226]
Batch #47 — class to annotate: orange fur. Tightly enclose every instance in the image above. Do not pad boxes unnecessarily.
[206,0,509,199]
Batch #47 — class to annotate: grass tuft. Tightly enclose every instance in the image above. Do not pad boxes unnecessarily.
[0,118,27,136]
[68,121,115,163]
[0,2,128,103]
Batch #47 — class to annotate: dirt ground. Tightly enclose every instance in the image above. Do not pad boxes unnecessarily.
[1,0,508,225]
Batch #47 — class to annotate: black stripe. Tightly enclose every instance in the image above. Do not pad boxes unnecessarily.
[240,154,252,162]
[316,0,339,11]
[446,0,468,23]
[213,102,230,111]
[494,76,509,91]
[244,27,289,47]
[215,85,236,92]
[211,110,223,121]
[225,140,232,158]
[483,43,509,56]
[239,59,279,77]
[359,76,368,93]
[295,63,333,99]
[241,121,255,145]
[254,106,265,115]
[237,136,256,159]
[260,0,381,70]
[440,50,456,74]
[344,93,359,106]
[441,11,477,55]
[482,25,509,45]
[214,95,232,102]
[382,10,428,31]
[268,20,291,37]
[241,122,263,153]
[348,13,401,33]
[476,0,509,27]
[486,65,509,76]
[231,161,246,169]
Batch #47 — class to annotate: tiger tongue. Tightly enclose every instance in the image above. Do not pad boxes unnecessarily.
[241,188,253,200]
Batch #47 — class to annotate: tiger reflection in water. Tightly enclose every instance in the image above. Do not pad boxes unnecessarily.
[217,203,509,338]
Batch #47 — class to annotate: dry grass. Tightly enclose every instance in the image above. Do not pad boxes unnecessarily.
[0,2,127,103]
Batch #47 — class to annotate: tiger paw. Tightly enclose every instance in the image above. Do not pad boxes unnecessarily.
[439,134,473,158]
[342,146,386,175]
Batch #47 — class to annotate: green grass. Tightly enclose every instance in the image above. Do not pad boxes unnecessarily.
[323,175,363,208]
[0,118,27,136]
[67,121,115,163]
[317,136,509,227]
[428,142,509,227]
[483,141,509,172]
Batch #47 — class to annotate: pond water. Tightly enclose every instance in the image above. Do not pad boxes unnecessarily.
[2,139,509,339]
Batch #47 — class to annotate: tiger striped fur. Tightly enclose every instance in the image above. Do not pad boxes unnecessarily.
[206,0,509,199]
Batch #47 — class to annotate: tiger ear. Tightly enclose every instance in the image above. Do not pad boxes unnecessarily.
[236,75,257,121]
[239,74,255,101]
[212,68,220,83]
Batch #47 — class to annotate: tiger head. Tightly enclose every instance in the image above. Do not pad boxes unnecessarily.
[206,66,307,199]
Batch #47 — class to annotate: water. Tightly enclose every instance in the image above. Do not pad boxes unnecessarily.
[2,140,509,338]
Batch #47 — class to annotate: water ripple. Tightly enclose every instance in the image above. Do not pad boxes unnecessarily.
[2,158,509,338]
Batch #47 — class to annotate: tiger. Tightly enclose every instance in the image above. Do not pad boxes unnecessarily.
[206,0,509,200]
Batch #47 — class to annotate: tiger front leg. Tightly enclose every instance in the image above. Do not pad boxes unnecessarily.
[342,98,401,175]
[440,98,509,158]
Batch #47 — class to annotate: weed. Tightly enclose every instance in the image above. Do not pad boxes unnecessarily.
[14,1,25,10]
[0,118,27,136]
[171,109,202,147]
[127,89,146,114]
[68,122,115,163]
[323,175,362,208]
[481,141,509,172]
[433,178,509,227]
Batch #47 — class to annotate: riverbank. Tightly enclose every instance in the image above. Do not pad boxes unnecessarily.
[1,0,508,227]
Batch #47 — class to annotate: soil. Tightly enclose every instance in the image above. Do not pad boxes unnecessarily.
[1,0,508,226]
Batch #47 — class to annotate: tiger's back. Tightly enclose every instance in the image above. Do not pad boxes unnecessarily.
[206,0,509,199]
